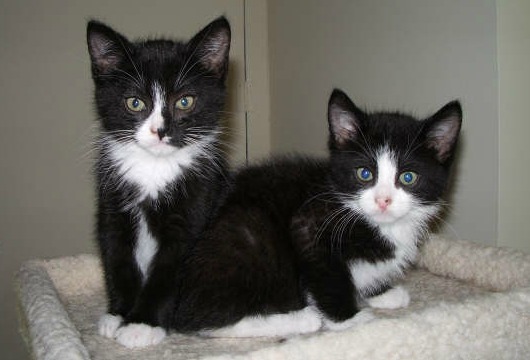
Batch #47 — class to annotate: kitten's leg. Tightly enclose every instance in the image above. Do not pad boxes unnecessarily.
[366,286,410,309]
[97,210,143,337]
[200,307,322,338]
[124,262,178,327]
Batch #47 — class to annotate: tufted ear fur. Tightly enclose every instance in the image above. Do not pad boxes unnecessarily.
[187,17,231,80]
[423,101,462,163]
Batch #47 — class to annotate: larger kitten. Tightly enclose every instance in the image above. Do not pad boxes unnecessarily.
[87,18,231,347]
[173,89,461,337]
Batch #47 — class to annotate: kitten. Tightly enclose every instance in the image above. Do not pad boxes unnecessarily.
[87,17,231,348]
[174,89,462,337]
[292,89,462,330]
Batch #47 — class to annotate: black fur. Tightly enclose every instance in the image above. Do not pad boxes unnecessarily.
[174,89,462,330]
[87,17,231,328]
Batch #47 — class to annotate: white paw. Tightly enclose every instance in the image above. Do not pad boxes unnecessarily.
[367,286,410,309]
[98,314,123,338]
[115,323,167,348]
[323,308,375,332]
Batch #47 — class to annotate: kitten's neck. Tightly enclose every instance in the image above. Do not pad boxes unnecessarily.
[100,134,218,203]
[376,204,439,260]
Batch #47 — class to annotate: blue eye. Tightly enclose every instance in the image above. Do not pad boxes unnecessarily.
[399,171,418,186]
[356,167,373,182]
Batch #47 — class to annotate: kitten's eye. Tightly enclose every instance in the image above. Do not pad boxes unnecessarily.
[356,167,373,182]
[399,171,418,186]
[125,97,146,112]
[175,96,195,111]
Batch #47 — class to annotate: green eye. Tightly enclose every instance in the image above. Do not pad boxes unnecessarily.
[356,167,373,182]
[125,97,146,112]
[176,96,195,110]
[399,171,418,186]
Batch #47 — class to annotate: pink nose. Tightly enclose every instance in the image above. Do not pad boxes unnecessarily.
[376,197,392,211]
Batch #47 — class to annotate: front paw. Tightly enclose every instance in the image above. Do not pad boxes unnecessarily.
[367,286,410,309]
[98,313,123,338]
[323,308,375,332]
[115,323,167,348]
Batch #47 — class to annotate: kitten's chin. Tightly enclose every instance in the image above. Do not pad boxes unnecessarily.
[368,209,410,226]
[138,142,178,157]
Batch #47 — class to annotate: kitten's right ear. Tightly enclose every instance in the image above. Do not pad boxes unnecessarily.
[187,17,231,80]
[87,20,130,75]
[328,89,363,147]
[424,100,463,163]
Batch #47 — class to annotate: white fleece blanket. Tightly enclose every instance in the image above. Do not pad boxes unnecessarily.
[15,235,530,360]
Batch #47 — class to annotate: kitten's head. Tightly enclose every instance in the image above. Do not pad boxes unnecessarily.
[87,17,230,156]
[327,89,462,229]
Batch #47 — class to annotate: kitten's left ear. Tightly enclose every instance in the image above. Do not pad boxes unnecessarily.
[424,100,463,163]
[188,17,231,79]
[87,20,131,76]
[328,89,364,148]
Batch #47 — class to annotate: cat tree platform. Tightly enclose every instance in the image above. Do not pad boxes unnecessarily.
[16,235,530,360]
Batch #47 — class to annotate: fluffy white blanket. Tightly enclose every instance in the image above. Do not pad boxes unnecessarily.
[16,235,530,360]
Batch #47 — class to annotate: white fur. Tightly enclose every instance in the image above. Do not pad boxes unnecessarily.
[106,137,205,202]
[98,313,123,338]
[200,307,323,338]
[134,213,158,281]
[367,286,410,309]
[349,252,412,296]
[114,323,167,348]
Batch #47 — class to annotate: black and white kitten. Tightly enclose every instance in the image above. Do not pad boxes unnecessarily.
[174,89,461,337]
[87,18,231,347]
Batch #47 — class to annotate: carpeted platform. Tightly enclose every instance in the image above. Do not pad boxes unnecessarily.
[15,235,530,359]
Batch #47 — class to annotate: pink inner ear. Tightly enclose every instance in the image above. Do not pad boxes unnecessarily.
[330,105,358,145]
[199,31,230,75]
[427,115,460,162]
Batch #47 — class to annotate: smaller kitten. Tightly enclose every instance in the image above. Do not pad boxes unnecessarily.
[173,89,462,336]
[292,89,462,329]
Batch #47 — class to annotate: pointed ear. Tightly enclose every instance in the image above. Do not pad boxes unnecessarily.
[328,89,363,147]
[424,100,462,163]
[188,17,231,79]
[87,20,130,75]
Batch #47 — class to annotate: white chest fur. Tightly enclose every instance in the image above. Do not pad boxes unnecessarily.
[348,220,419,296]
[107,140,189,201]
[105,136,214,203]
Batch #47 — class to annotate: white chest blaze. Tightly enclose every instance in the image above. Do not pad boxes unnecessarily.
[134,213,159,280]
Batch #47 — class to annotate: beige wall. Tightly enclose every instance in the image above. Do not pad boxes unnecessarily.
[497,0,530,253]
[0,1,245,358]
[268,0,499,246]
